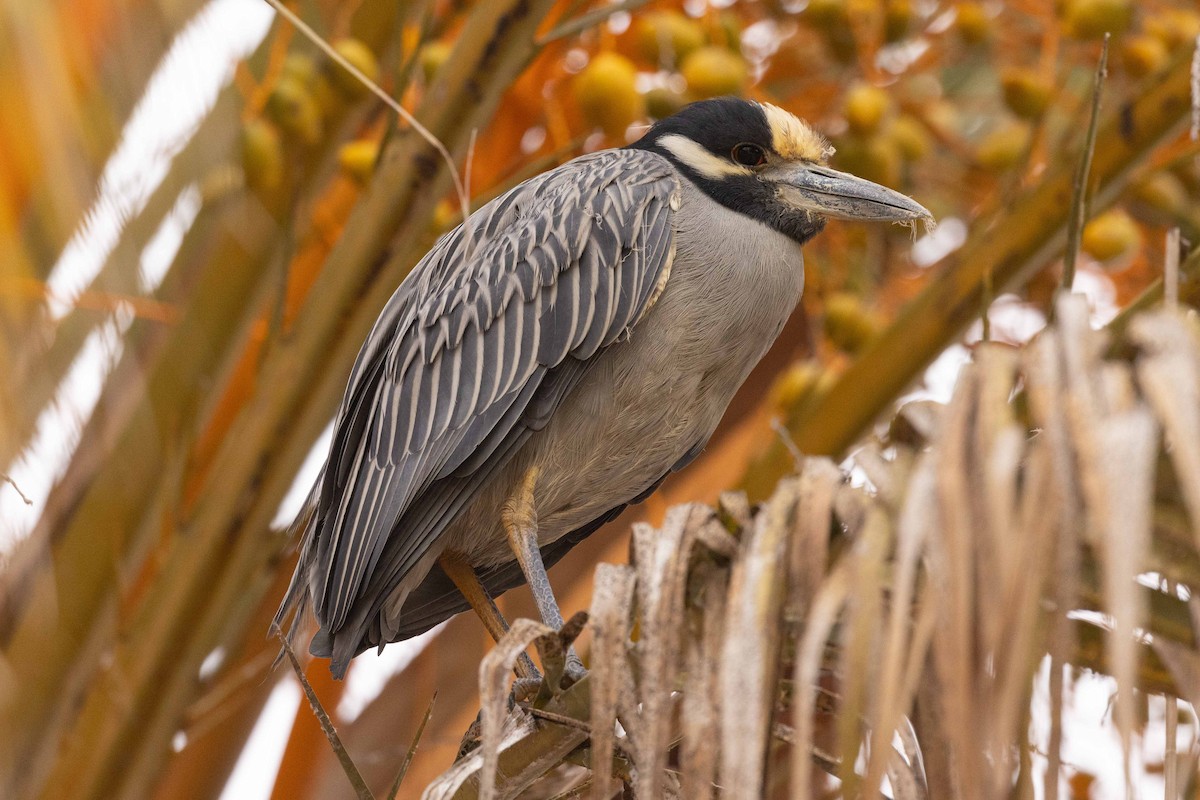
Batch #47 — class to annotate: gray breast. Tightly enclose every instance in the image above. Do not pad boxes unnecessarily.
[445,177,806,564]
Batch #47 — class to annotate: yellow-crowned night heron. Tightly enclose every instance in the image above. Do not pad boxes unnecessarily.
[276,98,930,678]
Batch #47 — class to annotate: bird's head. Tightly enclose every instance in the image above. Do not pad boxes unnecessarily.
[628,97,931,244]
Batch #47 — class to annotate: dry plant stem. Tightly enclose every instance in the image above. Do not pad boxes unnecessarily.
[791,562,851,800]
[0,473,32,505]
[1166,228,1181,309]
[538,0,654,45]
[387,692,437,800]
[1166,694,1179,800]
[719,486,795,800]
[427,636,592,799]
[587,563,637,800]
[1060,35,1109,294]
[277,631,374,800]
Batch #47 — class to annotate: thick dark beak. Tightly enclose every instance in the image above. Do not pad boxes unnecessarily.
[770,163,932,222]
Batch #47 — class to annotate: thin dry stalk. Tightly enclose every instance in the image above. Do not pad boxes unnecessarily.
[478,618,554,800]
[682,568,727,800]
[1061,35,1109,293]
[631,506,696,798]
[790,562,851,799]
[387,692,437,800]
[719,481,798,799]
[1166,695,1179,800]
[862,455,933,798]
[586,564,636,800]
[277,631,374,800]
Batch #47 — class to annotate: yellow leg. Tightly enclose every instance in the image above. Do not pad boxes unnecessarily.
[439,550,537,681]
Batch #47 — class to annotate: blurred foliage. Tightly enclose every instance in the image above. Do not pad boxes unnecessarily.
[0,0,1199,797]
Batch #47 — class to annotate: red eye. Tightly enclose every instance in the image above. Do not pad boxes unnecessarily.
[732,143,767,166]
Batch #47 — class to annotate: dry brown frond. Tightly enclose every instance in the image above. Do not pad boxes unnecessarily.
[433,297,1200,799]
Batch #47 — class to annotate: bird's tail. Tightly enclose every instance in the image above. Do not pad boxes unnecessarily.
[269,473,323,669]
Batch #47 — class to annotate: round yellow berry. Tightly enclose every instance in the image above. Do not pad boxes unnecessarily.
[329,38,380,96]
[805,0,849,29]
[955,2,991,45]
[281,52,318,88]
[338,139,380,183]
[769,362,824,411]
[1000,68,1052,119]
[573,53,643,137]
[267,76,323,145]
[1119,35,1168,78]
[636,11,705,66]
[680,46,748,99]
[419,41,452,84]
[1081,208,1141,264]
[888,115,931,162]
[844,83,891,135]
[241,118,285,194]
[644,86,685,120]
[884,0,915,43]
[824,293,882,355]
[837,134,903,188]
[975,122,1031,172]
[1144,9,1200,49]
[1063,0,1132,40]
[1131,171,1187,217]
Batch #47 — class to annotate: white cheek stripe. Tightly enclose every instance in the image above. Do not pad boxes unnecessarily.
[658,134,751,180]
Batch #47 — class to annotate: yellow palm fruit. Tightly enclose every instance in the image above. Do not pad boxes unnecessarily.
[805,0,849,29]
[884,0,915,43]
[954,2,991,45]
[338,139,380,183]
[889,115,931,162]
[1062,0,1132,40]
[644,86,686,120]
[573,53,643,136]
[716,12,744,51]
[241,118,285,194]
[844,83,890,135]
[267,76,323,146]
[433,199,458,232]
[329,38,380,96]
[1081,208,1141,263]
[1000,68,1052,119]
[681,46,748,99]
[419,41,452,83]
[769,362,825,411]
[836,134,902,188]
[976,122,1030,172]
[635,11,705,66]
[281,52,318,88]
[1131,171,1187,216]
[824,292,882,355]
[1144,9,1200,49]
[1119,35,1168,78]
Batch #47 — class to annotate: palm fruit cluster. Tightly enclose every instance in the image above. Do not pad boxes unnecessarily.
[240,38,381,198]
[570,9,750,139]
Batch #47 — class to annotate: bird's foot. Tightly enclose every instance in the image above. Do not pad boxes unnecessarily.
[561,650,587,687]
[524,609,589,703]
